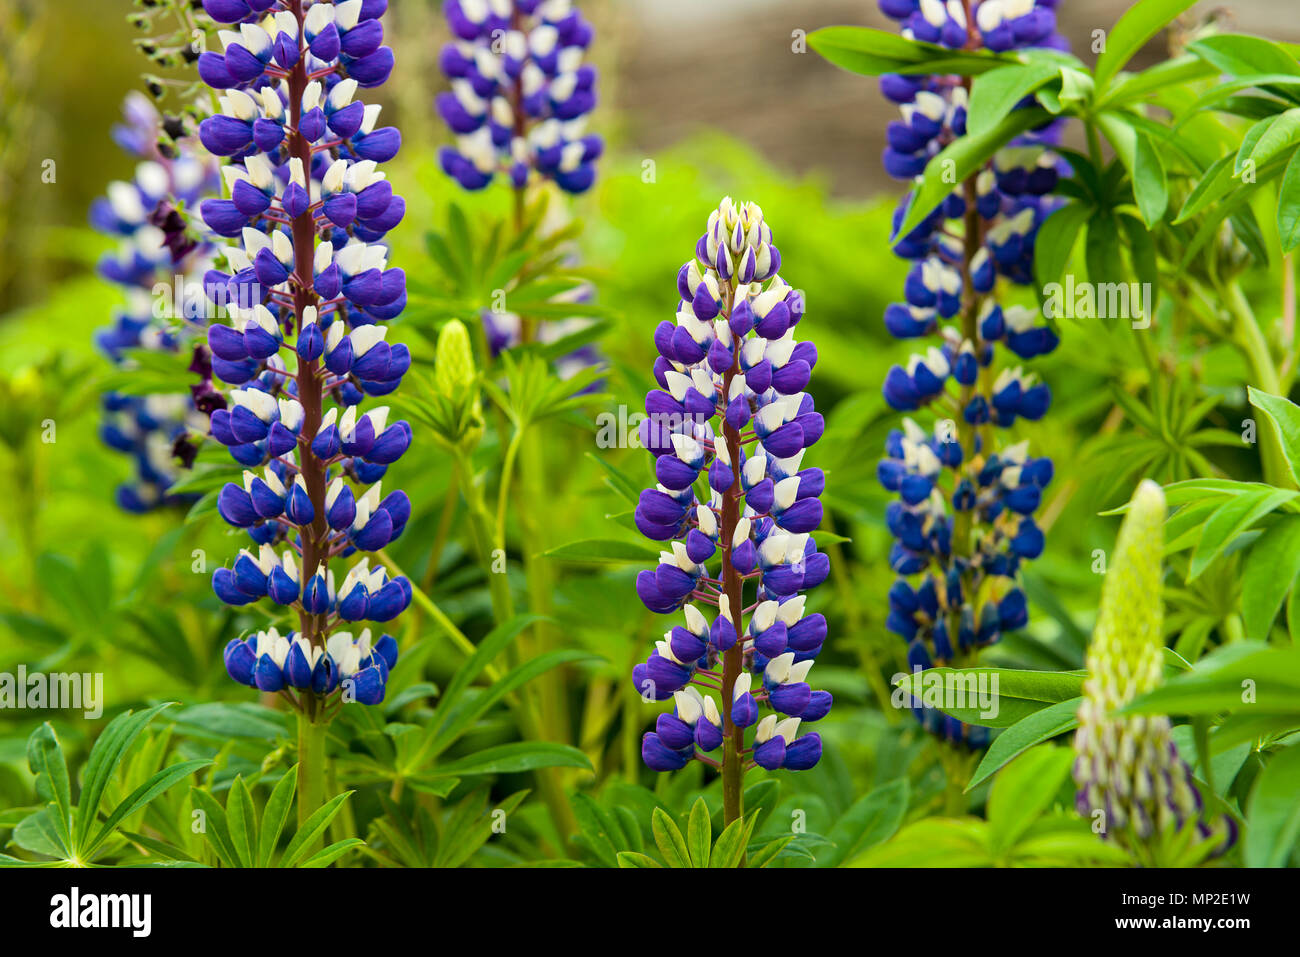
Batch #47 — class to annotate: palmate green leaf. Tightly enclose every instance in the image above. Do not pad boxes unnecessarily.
[1249,387,1300,485]
[967,696,1082,792]
[1093,0,1199,94]
[651,806,690,868]
[967,61,1062,137]
[1245,742,1300,867]
[542,538,660,564]
[745,834,797,868]
[895,108,1051,240]
[894,668,1083,728]
[807,26,1012,78]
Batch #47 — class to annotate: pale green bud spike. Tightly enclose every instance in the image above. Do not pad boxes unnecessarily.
[1088,477,1166,706]
[434,319,475,397]
[1073,479,1234,862]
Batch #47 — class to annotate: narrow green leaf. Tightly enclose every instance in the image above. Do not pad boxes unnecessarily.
[1094,0,1199,94]
[85,759,211,859]
[896,108,1051,240]
[541,538,660,564]
[25,724,72,856]
[686,798,711,867]
[1245,742,1300,867]
[257,767,298,868]
[651,807,690,868]
[968,698,1082,791]
[76,702,175,849]
[300,838,364,868]
[1278,150,1300,253]
[1249,387,1300,485]
[967,61,1062,137]
[1132,132,1168,225]
[226,775,257,869]
[1034,202,1091,306]
[280,792,353,868]
[426,741,593,777]
[1188,488,1298,580]
[893,668,1083,727]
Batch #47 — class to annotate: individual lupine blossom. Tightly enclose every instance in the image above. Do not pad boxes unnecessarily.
[194,0,411,708]
[436,0,602,193]
[1073,481,1235,859]
[632,198,831,775]
[92,93,221,512]
[875,0,1065,747]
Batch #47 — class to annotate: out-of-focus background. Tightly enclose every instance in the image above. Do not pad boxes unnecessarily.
[5,0,1298,313]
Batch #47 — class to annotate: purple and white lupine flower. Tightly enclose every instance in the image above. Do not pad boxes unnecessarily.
[631,198,829,802]
[195,0,410,710]
[436,0,602,193]
[875,0,1065,747]
[93,93,222,512]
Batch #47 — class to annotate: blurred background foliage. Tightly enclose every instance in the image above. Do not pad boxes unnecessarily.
[0,0,1294,865]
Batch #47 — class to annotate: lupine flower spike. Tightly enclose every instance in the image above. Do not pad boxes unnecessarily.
[1073,480,1236,863]
[876,0,1066,746]
[93,93,221,511]
[437,0,602,193]
[632,198,830,822]
[196,0,411,711]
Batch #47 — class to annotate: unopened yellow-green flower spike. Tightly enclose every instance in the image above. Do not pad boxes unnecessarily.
[435,319,476,398]
[1072,479,1235,862]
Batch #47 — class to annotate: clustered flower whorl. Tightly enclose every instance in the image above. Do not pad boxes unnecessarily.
[194,0,410,706]
[632,198,830,774]
[876,0,1066,746]
[1073,481,1235,860]
[436,0,602,193]
[93,93,221,512]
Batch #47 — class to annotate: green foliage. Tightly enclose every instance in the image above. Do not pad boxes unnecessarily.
[3,706,209,866]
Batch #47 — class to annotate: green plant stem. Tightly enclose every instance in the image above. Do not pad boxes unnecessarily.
[297,712,327,832]
[450,448,516,626]
[495,426,524,555]
[1222,280,1296,488]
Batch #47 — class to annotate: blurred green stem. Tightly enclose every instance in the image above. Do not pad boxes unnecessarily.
[450,447,516,626]
[297,713,327,835]
[1221,280,1296,489]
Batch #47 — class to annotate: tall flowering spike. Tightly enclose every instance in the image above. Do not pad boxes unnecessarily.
[632,198,829,804]
[198,0,410,710]
[436,0,602,193]
[93,93,222,512]
[1072,480,1236,861]
[876,0,1066,747]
